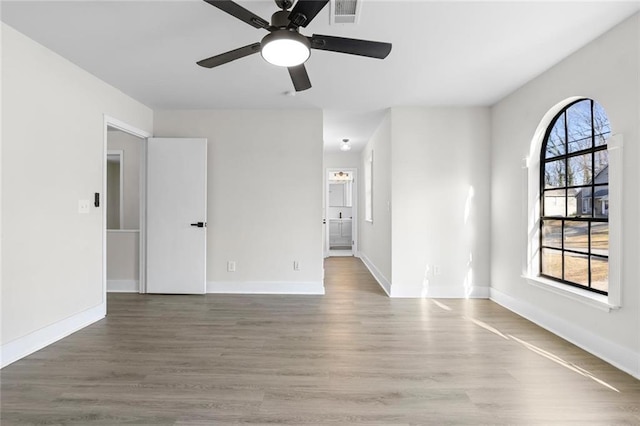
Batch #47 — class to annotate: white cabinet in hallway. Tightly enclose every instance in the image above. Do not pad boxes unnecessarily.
[329,219,352,249]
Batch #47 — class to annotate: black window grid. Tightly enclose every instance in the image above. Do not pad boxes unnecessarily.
[539,99,609,295]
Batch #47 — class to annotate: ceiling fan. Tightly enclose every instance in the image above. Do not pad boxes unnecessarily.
[197,0,392,92]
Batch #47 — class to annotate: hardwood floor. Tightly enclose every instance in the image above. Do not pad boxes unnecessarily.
[2,257,639,424]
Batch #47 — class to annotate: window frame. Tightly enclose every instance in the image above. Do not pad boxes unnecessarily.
[524,97,622,311]
[539,99,610,295]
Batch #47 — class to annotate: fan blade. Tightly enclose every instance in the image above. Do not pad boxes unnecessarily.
[203,0,270,30]
[288,0,329,28]
[288,64,312,91]
[197,43,261,68]
[310,34,392,59]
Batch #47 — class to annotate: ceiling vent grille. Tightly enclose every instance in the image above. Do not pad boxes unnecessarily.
[330,0,361,24]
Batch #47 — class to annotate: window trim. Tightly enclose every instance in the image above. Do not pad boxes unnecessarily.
[524,97,622,310]
[522,274,615,312]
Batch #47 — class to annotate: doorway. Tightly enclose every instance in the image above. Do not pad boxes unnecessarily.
[103,117,151,301]
[326,168,357,257]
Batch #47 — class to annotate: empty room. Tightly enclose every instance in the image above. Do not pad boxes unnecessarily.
[1,0,640,424]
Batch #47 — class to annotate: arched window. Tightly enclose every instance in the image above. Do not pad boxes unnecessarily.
[540,99,610,294]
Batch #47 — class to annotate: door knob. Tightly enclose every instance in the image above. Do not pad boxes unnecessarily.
[190,222,206,228]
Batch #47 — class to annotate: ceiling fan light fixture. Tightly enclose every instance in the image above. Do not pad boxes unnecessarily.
[261,30,311,67]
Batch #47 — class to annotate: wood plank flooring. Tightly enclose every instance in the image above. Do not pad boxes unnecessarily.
[2,257,640,424]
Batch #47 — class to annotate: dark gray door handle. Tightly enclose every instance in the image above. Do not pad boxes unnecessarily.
[190,222,206,228]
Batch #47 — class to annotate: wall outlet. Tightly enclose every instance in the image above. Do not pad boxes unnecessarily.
[227,261,236,272]
[78,199,91,214]
[433,265,441,276]
[293,261,300,271]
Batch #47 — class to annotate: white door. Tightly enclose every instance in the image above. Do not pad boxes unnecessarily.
[146,138,207,294]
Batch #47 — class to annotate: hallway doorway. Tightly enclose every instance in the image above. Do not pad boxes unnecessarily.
[325,169,357,257]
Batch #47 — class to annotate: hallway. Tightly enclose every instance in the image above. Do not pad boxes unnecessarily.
[1,257,639,424]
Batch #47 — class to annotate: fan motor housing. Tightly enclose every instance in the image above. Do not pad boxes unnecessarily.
[271,10,292,28]
[275,0,294,10]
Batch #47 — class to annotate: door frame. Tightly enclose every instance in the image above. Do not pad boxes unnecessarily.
[103,115,152,300]
[325,168,358,257]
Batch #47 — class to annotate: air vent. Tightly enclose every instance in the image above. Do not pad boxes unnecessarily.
[330,0,361,24]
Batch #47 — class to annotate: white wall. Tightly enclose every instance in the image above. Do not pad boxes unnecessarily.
[107,129,142,229]
[106,159,121,229]
[390,107,491,298]
[490,14,640,377]
[324,151,361,170]
[1,24,153,365]
[107,231,139,292]
[153,109,324,294]
[358,112,392,294]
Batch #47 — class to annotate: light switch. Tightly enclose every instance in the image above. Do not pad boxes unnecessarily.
[78,199,91,214]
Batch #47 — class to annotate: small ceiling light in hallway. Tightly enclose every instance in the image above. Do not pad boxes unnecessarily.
[340,138,351,151]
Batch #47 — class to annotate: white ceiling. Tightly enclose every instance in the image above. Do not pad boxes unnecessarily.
[2,1,639,152]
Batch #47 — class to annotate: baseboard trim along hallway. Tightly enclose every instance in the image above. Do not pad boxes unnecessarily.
[0,303,105,368]
[358,252,391,295]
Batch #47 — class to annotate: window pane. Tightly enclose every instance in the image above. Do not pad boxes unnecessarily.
[564,221,588,253]
[591,256,608,292]
[541,248,562,279]
[568,154,592,186]
[595,133,610,147]
[567,189,578,217]
[542,220,562,248]
[543,189,565,217]
[564,252,589,286]
[576,187,592,217]
[544,160,566,188]
[581,200,593,217]
[568,136,592,153]
[593,101,611,139]
[591,223,608,256]
[593,185,609,218]
[546,114,566,158]
[566,100,593,153]
[594,150,608,181]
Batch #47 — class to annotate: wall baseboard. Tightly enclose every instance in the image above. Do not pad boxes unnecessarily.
[359,252,391,296]
[107,280,139,293]
[207,281,325,295]
[414,285,490,299]
[490,288,640,379]
[1,303,106,369]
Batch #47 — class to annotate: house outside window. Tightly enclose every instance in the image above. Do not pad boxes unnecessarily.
[539,99,610,295]
[581,196,591,214]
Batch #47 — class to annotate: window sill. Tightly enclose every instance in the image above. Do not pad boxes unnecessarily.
[522,275,620,312]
